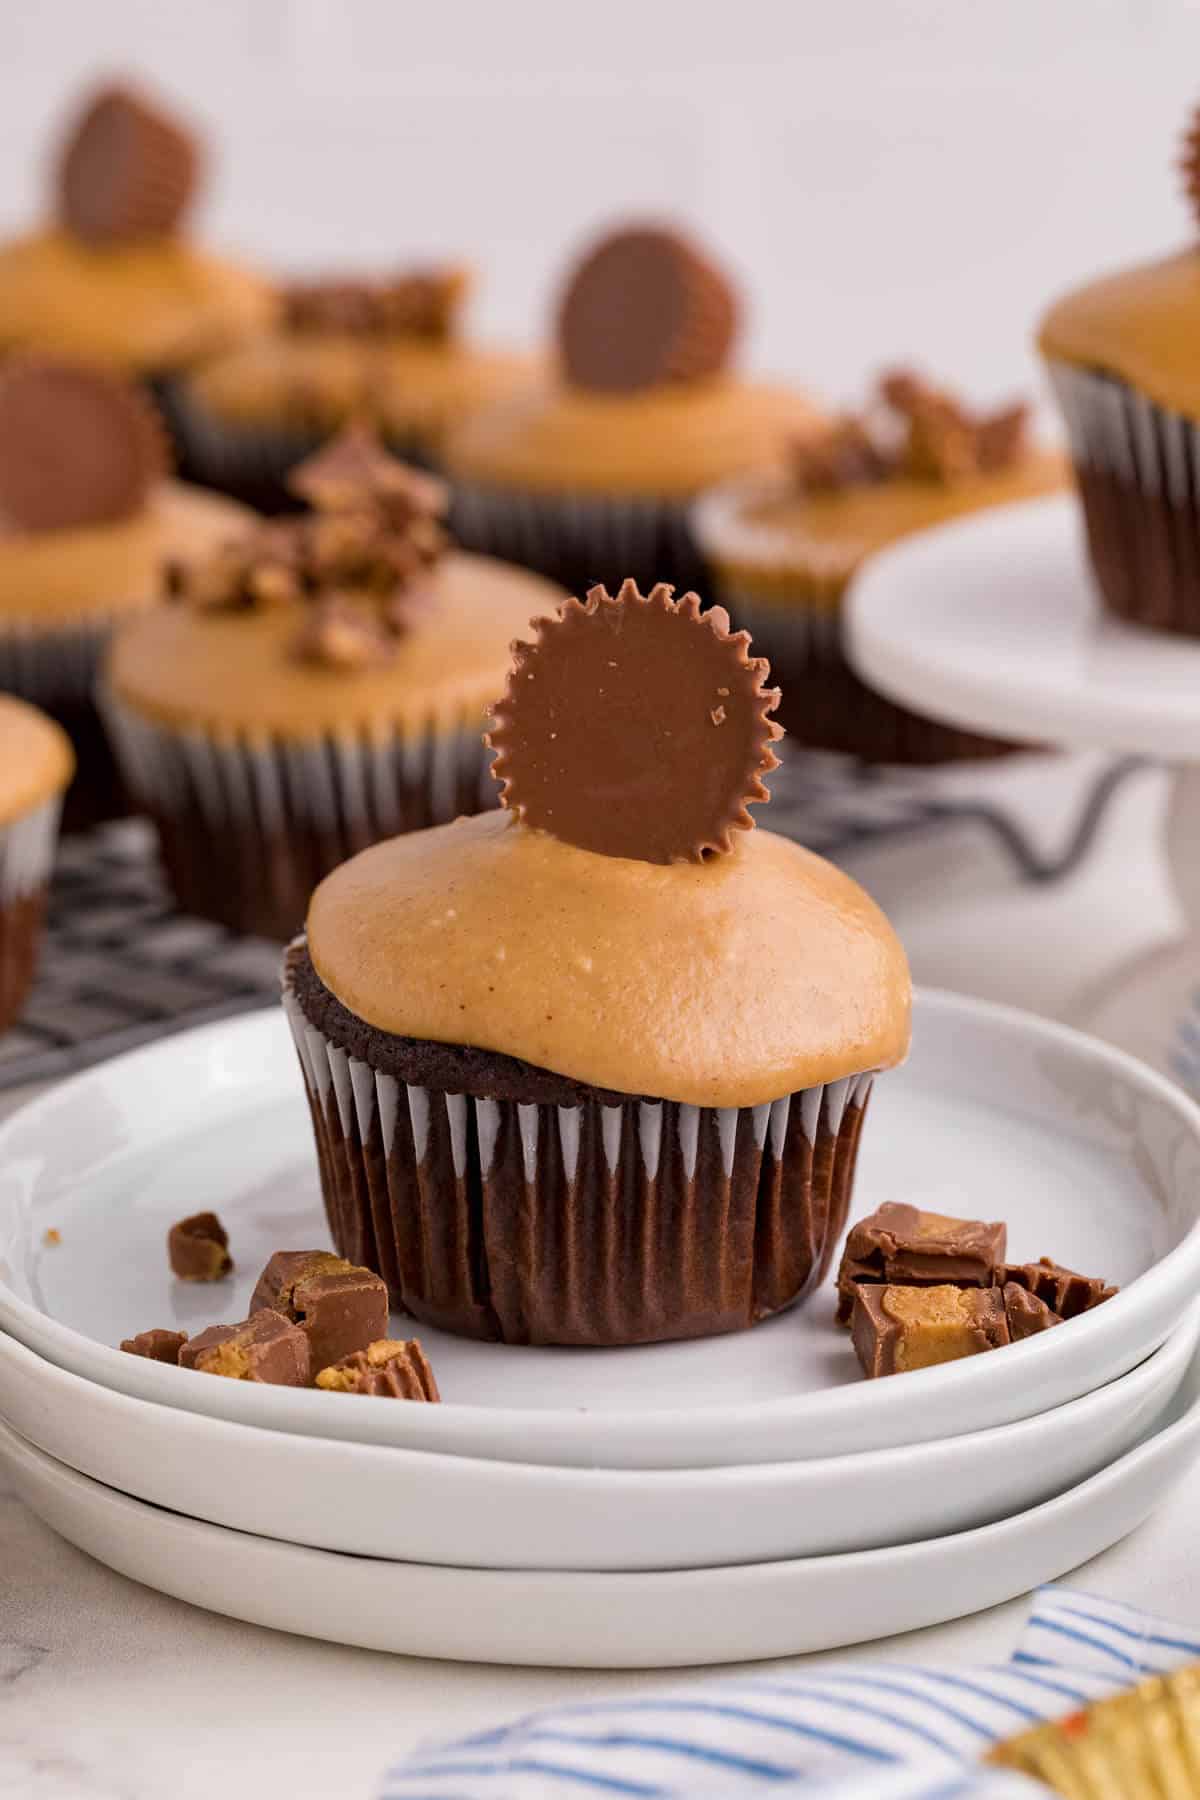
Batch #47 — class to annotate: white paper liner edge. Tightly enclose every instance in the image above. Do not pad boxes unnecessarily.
[0,614,126,707]
[101,690,495,833]
[449,480,697,574]
[0,794,62,903]
[281,953,875,1182]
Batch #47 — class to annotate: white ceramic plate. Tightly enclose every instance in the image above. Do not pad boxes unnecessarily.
[845,494,1200,758]
[2,990,1200,1470]
[2,1314,1193,1571]
[6,1346,1200,1667]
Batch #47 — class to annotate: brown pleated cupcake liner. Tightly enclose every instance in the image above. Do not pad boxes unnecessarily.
[156,378,435,513]
[0,614,129,828]
[1047,359,1200,638]
[447,479,710,599]
[0,795,63,1031]
[283,950,876,1347]
[102,692,498,941]
[705,587,1021,765]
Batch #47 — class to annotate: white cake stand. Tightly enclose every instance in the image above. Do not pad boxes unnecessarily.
[845,493,1200,1090]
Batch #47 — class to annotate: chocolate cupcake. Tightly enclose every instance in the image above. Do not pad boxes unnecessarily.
[284,580,910,1346]
[103,426,565,939]
[443,222,820,597]
[0,81,271,411]
[1038,102,1200,637]
[175,265,533,508]
[0,696,73,1031]
[693,369,1065,761]
[0,357,253,828]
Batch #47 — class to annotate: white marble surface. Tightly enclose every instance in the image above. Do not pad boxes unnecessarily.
[2,758,1198,1800]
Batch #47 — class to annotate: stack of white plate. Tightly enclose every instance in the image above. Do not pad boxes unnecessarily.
[3,989,1200,1668]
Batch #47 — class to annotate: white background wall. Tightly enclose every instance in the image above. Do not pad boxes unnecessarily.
[2,0,1199,409]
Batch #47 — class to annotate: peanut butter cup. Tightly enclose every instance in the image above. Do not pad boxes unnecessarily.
[284,580,910,1346]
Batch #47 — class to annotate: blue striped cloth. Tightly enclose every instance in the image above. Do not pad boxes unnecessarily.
[377,1586,1200,1798]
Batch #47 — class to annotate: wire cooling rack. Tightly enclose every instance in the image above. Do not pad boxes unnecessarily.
[1,751,1145,1093]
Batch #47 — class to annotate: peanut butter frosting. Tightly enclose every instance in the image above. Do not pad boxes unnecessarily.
[1038,248,1200,419]
[443,377,822,499]
[694,451,1066,608]
[0,228,274,373]
[107,551,564,740]
[0,482,253,627]
[185,333,534,443]
[0,695,74,825]
[306,809,911,1108]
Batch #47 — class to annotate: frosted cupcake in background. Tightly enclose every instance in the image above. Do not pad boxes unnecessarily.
[0,81,271,404]
[1038,100,1200,637]
[285,579,910,1346]
[0,697,73,1033]
[443,221,822,597]
[693,368,1065,762]
[174,264,534,508]
[103,425,565,940]
[0,358,253,828]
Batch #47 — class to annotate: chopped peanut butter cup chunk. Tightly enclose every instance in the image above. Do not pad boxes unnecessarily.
[163,423,449,668]
[120,1328,187,1364]
[251,1249,389,1373]
[852,1283,1011,1379]
[180,1311,310,1385]
[167,1210,232,1282]
[998,1256,1117,1319]
[282,267,469,342]
[1003,1283,1063,1340]
[487,578,782,864]
[835,1202,1006,1325]
[316,1338,440,1400]
[790,369,1031,499]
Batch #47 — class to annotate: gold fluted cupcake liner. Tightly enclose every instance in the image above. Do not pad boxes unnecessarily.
[989,1663,1200,1796]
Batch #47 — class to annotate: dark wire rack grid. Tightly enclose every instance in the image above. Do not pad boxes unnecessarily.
[0,751,1144,1093]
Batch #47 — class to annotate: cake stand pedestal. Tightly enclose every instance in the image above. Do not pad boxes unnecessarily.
[845,493,1200,1090]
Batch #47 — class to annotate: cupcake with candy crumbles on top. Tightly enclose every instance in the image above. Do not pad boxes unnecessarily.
[444,222,821,598]
[693,368,1066,762]
[176,264,533,507]
[0,696,73,1033]
[1038,99,1200,637]
[103,425,565,941]
[284,579,910,1347]
[0,81,271,398]
[0,357,253,828]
